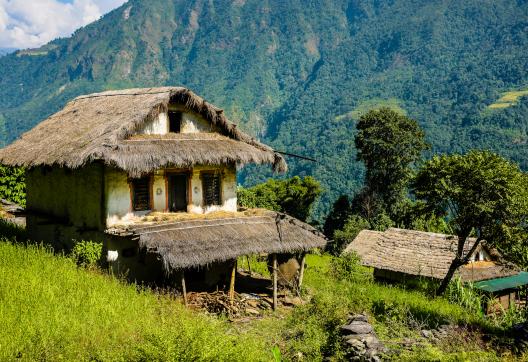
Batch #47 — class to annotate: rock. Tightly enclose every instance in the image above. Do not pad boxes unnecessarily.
[341,321,374,335]
[283,296,303,306]
[421,329,433,339]
[350,314,369,323]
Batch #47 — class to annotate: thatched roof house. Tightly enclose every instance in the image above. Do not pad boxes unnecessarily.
[345,228,528,309]
[0,87,286,176]
[0,87,326,300]
[345,228,518,282]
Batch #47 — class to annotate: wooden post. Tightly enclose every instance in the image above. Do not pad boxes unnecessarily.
[229,260,236,305]
[272,254,278,311]
[247,255,252,277]
[298,253,306,289]
[181,272,188,307]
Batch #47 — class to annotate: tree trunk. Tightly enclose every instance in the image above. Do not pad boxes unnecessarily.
[436,257,461,295]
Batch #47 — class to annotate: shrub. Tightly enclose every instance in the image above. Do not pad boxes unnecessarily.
[0,165,25,207]
[70,240,102,267]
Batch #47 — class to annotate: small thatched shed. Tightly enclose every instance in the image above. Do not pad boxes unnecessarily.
[345,228,528,309]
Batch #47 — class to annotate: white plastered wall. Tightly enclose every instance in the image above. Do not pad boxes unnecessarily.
[105,164,237,226]
[139,105,218,135]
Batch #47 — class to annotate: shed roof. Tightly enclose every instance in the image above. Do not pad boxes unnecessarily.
[106,211,327,271]
[474,272,528,293]
[0,87,286,176]
[344,228,518,282]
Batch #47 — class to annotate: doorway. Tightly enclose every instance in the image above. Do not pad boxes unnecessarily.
[168,174,188,212]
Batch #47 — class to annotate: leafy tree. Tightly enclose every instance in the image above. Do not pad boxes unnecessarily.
[354,108,429,219]
[323,195,352,238]
[0,165,25,207]
[328,215,370,255]
[412,150,528,295]
[237,176,322,222]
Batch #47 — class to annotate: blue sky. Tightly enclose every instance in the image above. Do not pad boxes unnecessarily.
[0,0,127,48]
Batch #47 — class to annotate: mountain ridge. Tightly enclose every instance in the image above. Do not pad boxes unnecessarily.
[0,0,527,220]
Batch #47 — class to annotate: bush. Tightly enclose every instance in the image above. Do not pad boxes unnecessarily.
[70,240,102,267]
[328,215,369,255]
[0,165,25,207]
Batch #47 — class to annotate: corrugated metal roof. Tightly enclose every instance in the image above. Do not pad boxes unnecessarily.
[474,271,528,293]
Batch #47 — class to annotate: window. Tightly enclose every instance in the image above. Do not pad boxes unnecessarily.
[131,176,151,211]
[168,111,182,133]
[202,172,221,206]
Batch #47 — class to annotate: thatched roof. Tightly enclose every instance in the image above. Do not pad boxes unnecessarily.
[344,228,518,282]
[0,87,286,176]
[107,211,327,270]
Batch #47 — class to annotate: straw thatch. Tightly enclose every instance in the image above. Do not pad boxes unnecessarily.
[107,211,327,270]
[0,87,286,176]
[345,228,518,282]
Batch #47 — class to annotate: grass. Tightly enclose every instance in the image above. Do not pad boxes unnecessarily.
[488,89,528,109]
[0,222,521,360]
[240,254,513,360]
[0,240,270,361]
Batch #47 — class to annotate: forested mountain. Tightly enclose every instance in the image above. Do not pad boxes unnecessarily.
[0,48,16,57]
[0,0,527,220]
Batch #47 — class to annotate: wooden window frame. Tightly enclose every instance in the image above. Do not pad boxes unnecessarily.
[128,175,153,212]
[200,170,223,207]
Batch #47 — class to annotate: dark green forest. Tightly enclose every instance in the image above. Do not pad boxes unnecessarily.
[0,0,527,220]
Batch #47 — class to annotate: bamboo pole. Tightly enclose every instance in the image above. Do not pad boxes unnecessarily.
[181,272,188,307]
[298,253,306,289]
[272,254,278,311]
[229,260,236,305]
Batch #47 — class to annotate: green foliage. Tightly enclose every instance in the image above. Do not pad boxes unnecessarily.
[413,150,528,293]
[445,277,484,317]
[355,108,429,216]
[237,176,321,222]
[0,240,268,361]
[70,240,103,267]
[2,0,528,222]
[0,165,25,207]
[323,195,352,238]
[328,215,370,255]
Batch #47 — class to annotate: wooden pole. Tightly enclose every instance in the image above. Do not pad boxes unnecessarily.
[298,253,306,289]
[247,255,252,277]
[181,272,188,307]
[272,254,278,311]
[229,260,236,305]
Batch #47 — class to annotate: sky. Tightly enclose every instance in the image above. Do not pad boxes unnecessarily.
[0,0,127,49]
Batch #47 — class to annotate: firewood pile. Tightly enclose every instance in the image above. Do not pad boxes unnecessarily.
[186,291,304,318]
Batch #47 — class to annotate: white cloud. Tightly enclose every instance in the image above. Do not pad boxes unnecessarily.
[0,0,127,49]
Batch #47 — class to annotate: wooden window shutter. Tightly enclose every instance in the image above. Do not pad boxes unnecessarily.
[202,172,221,206]
[131,177,151,211]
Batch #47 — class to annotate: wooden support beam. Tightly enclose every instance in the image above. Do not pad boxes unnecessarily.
[229,260,236,305]
[181,272,188,307]
[298,253,306,289]
[272,254,278,311]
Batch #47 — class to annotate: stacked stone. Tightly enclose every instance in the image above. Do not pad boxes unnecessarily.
[341,314,385,361]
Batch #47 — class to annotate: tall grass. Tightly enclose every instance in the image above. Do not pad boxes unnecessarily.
[0,240,269,361]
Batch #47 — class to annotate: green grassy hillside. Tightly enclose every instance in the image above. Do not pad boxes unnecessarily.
[1,236,519,360]
[1,0,527,220]
[0,241,268,361]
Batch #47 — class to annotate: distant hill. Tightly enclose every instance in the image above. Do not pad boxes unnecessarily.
[0,0,527,220]
[0,48,16,57]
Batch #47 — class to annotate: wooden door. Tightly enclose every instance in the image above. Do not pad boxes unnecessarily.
[169,174,188,212]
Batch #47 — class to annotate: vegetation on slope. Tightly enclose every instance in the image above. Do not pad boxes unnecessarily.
[0,240,269,361]
[1,0,527,219]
